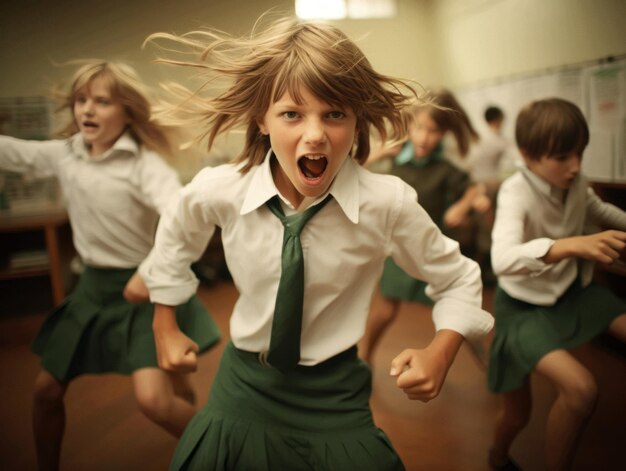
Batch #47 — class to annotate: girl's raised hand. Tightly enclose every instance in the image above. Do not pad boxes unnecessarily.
[472,192,491,213]
[443,204,466,228]
[153,304,199,373]
[155,329,199,373]
[390,330,463,402]
[389,347,450,402]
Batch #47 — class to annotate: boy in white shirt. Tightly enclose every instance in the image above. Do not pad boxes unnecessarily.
[487,98,626,471]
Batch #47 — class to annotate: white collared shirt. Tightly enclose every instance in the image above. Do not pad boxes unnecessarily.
[0,133,182,268]
[141,151,493,365]
[467,129,510,183]
[491,165,626,305]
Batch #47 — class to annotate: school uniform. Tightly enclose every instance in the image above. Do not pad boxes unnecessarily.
[378,141,471,305]
[0,133,220,382]
[467,128,509,185]
[141,149,493,470]
[488,166,626,393]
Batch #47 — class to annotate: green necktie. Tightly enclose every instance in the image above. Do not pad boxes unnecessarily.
[265,194,332,372]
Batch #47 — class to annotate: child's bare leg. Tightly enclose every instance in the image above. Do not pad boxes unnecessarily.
[607,312,626,342]
[132,367,197,437]
[359,294,400,363]
[168,370,196,405]
[489,381,531,469]
[32,369,68,471]
[535,349,598,471]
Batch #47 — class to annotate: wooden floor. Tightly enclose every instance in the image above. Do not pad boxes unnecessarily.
[1,277,625,470]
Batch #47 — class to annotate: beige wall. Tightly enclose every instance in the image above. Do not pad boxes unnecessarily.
[2,0,623,96]
[431,0,626,87]
[0,0,293,97]
[0,0,438,98]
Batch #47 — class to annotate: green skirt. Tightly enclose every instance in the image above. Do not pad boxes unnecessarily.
[379,257,433,305]
[32,266,221,382]
[171,341,405,471]
[488,281,626,393]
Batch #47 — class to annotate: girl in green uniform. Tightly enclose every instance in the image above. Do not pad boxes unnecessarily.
[0,60,220,470]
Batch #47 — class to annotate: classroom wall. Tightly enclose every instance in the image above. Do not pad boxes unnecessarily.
[0,0,292,98]
[2,0,624,97]
[431,0,626,88]
[0,0,440,98]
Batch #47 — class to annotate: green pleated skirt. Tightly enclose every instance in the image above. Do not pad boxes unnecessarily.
[171,341,405,471]
[379,257,433,305]
[488,281,626,393]
[31,266,221,382]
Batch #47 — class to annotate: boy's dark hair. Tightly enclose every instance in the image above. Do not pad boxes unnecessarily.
[484,106,504,124]
[515,98,589,160]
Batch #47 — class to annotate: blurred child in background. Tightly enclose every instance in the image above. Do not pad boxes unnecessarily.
[487,98,626,471]
[360,89,491,363]
[466,105,514,284]
[0,60,220,471]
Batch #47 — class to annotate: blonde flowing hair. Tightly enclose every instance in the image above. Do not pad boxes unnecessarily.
[146,15,418,173]
[54,60,173,158]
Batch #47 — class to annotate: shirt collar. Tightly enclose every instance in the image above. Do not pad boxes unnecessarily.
[240,149,360,224]
[395,141,443,167]
[69,131,139,162]
[520,164,569,202]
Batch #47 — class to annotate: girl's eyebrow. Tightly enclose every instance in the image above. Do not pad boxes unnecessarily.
[92,93,113,100]
[274,98,299,107]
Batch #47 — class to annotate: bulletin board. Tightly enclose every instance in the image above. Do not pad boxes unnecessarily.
[455,55,626,183]
[0,97,61,213]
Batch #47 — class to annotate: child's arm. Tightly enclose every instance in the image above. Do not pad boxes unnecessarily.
[542,230,626,265]
[123,271,150,303]
[443,183,490,228]
[153,303,199,372]
[139,168,220,368]
[493,178,626,276]
[0,135,62,177]
[386,184,493,400]
[390,329,463,401]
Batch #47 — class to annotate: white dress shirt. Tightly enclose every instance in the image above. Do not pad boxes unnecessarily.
[0,133,182,268]
[141,151,493,365]
[491,165,626,305]
[467,129,509,183]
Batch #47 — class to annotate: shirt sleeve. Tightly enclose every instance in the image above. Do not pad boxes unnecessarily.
[387,183,493,340]
[139,170,217,305]
[491,179,554,276]
[0,135,63,178]
[135,151,183,214]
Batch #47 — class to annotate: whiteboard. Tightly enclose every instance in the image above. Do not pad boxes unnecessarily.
[455,57,626,183]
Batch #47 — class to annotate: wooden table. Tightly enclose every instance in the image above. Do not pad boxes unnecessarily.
[0,206,70,305]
